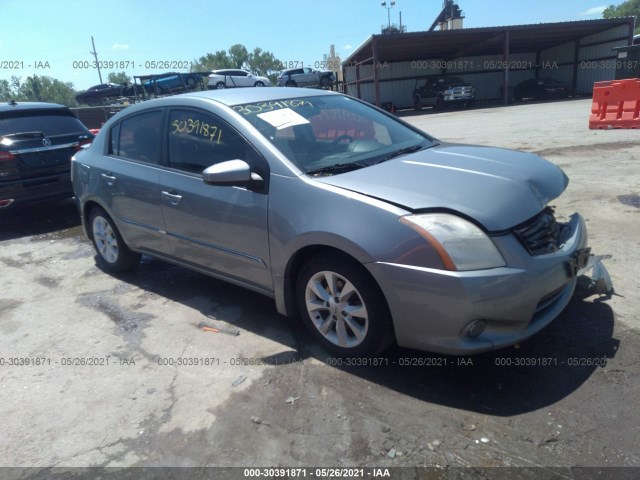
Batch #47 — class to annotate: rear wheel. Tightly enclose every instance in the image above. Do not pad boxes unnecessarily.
[285,80,297,87]
[320,76,332,88]
[89,207,140,272]
[254,81,265,87]
[215,82,226,89]
[296,254,394,357]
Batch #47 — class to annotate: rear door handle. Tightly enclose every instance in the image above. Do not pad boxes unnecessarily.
[101,172,116,185]
[162,190,183,205]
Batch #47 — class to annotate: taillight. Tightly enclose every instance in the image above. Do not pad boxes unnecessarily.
[0,151,15,162]
[75,138,93,152]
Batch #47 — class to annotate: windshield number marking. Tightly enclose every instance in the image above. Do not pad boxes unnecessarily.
[233,99,314,116]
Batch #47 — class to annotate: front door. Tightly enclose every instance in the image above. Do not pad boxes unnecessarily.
[159,107,272,292]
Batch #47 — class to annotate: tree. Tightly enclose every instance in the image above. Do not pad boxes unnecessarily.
[0,75,78,107]
[381,24,407,34]
[228,44,249,69]
[191,44,284,83]
[191,51,235,71]
[603,0,640,34]
[248,48,284,84]
[107,71,132,85]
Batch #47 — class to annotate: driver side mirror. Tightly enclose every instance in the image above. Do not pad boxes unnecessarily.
[202,159,263,187]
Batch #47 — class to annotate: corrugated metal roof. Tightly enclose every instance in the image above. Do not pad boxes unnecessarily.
[344,18,635,66]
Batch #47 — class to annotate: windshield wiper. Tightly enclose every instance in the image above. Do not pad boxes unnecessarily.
[374,144,426,165]
[306,162,368,176]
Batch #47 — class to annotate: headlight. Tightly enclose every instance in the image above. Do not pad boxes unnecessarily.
[400,213,506,271]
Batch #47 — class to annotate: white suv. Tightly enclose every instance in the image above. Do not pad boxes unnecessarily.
[208,69,271,89]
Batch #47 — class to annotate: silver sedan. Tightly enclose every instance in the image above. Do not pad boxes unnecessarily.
[71,88,592,357]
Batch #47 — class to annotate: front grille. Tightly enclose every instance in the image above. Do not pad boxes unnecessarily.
[513,207,561,256]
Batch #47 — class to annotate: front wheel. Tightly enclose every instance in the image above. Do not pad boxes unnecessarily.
[254,81,265,87]
[296,254,394,357]
[89,207,140,272]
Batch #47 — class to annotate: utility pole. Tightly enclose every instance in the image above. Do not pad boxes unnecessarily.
[90,36,103,84]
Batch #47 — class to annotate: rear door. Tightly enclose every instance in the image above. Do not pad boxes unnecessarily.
[98,109,171,255]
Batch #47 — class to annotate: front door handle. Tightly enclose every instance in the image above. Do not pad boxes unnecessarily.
[162,190,183,205]
[101,172,116,186]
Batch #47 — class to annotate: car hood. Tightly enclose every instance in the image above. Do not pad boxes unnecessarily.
[315,144,568,231]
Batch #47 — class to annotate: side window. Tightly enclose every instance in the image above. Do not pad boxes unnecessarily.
[109,122,120,155]
[168,109,259,175]
[114,110,163,164]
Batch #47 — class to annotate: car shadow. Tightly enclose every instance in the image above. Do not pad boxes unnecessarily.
[107,256,620,417]
[0,198,82,242]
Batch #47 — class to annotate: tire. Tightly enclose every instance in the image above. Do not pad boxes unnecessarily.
[285,80,296,87]
[215,82,226,89]
[254,81,265,87]
[89,207,140,272]
[186,76,196,86]
[435,95,445,110]
[320,76,331,88]
[296,254,394,357]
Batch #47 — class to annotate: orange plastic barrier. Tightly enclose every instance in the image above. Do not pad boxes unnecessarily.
[589,79,640,129]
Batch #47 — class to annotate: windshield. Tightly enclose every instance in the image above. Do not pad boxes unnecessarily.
[232,94,435,175]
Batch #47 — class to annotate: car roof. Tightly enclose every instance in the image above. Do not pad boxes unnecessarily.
[211,69,246,73]
[0,100,69,113]
[143,87,338,108]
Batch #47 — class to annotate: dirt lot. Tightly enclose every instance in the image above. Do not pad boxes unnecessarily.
[1,99,639,476]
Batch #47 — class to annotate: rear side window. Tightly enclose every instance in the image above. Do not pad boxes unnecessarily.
[110,110,163,164]
[0,110,87,137]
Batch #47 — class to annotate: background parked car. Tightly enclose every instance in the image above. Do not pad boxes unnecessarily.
[277,67,334,88]
[413,76,476,110]
[513,78,569,101]
[208,69,271,89]
[75,83,132,105]
[0,100,93,208]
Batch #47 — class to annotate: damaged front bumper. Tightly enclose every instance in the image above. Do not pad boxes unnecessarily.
[366,213,606,355]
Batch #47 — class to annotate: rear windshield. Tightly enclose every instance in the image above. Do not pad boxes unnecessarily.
[0,110,88,137]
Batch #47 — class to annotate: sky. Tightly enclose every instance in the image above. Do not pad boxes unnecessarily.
[0,0,631,91]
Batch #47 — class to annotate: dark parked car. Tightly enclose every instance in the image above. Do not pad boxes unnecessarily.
[0,100,93,208]
[75,83,131,105]
[72,88,596,357]
[277,68,334,88]
[413,76,476,110]
[513,78,569,101]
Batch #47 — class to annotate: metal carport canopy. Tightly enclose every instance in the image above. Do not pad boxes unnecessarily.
[343,18,635,106]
